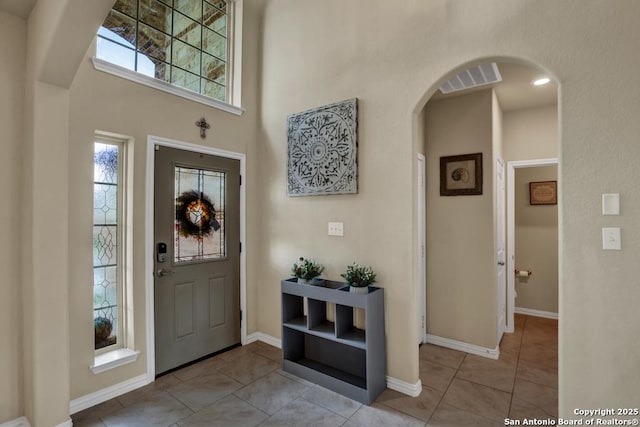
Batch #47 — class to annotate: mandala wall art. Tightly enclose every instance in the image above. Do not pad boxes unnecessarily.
[287,98,358,196]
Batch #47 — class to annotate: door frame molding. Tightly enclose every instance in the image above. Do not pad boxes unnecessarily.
[417,154,426,344]
[506,157,557,333]
[496,157,506,342]
[145,135,247,381]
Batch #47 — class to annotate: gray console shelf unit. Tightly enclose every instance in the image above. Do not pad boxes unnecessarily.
[281,278,386,404]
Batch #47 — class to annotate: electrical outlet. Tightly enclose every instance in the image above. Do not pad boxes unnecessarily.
[602,227,621,250]
[328,222,344,236]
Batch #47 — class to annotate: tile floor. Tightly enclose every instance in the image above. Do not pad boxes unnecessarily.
[73,314,557,426]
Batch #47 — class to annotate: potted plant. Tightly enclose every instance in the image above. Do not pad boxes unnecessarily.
[341,263,377,294]
[94,317,114,349]
[292,257,325,284]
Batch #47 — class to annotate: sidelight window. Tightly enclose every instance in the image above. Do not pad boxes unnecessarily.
[93,139,126,351]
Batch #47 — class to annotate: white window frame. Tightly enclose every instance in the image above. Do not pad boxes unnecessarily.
[92,0,244,116]
[91,132,139,374]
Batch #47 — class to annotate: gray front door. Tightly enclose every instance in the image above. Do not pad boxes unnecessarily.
[154,145,240,375]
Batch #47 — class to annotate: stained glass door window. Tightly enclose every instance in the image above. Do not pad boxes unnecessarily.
[174,166,226,263]
[93,142,122,350]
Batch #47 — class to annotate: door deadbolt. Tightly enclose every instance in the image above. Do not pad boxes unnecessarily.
[157,242,167,263]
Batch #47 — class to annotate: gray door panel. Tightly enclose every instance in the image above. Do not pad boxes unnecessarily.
[154,146,240,375]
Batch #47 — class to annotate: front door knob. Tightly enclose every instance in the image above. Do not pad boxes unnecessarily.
[157,268,175,277]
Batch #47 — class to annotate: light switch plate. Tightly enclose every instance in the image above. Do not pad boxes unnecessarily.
[602,193,620,215]
[328,222,344,236]
[602,227,621,250]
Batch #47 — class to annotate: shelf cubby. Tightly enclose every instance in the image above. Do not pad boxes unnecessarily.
[281,278,385,404]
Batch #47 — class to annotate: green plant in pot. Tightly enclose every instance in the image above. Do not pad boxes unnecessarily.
[292,257,324,284]
[341,263,377,294]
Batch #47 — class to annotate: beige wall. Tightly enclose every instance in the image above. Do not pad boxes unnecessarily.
[515,166,559,313]
[0,10,25,424]
[260,0,640,413]
[21,2,115,424]
[504,105,558,161]
[424,90,497,349]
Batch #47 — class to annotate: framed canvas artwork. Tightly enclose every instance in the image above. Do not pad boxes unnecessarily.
[287,98,358,196]
[529,181,557,205]
[440,153,483,196]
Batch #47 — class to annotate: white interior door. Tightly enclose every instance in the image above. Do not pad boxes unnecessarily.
[496,158,506,342]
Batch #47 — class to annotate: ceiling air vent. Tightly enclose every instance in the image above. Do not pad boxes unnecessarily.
[439,63,502,94]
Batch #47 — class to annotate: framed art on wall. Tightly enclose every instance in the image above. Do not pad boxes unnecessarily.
[529,181,557,205]
[440,153,483,196]
[287,98,358,196]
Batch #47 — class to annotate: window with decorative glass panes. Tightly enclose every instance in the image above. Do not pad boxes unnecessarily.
[93,140,125,351]
[97,0,230,102]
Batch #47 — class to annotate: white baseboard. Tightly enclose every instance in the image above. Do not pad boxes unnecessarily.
[72,333,283,415]
[0,415,70,427]
[515,307,558,320]
[0,416,31,427]
[386,376,422,397]
[246,332,282,348]
[425,334,499,360]
[70,373,151,414]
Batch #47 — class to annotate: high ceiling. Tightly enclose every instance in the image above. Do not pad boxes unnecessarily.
[0,2,556,113]
[0,0,37,18]
[431,62,558,112]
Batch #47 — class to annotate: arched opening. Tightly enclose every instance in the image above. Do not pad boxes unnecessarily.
[414,57,560,422]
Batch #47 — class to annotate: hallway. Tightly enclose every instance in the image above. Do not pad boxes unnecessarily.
[414,313,558,424]
[72,314,557,426]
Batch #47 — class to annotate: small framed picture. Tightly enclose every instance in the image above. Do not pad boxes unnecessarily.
[529,181,557,205]
[440,153,483,196]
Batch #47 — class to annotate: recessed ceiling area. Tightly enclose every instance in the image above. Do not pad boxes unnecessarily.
[0,0,37,19]
[431,62,557,112]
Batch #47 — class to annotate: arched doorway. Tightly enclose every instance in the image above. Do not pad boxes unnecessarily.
[413,57,560,422]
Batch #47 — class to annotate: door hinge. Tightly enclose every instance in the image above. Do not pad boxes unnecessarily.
[239,242,242,253]
[239,175,242,186]
[240,310,243,325]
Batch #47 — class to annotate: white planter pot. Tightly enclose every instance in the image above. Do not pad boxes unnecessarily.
[349,285,369,294]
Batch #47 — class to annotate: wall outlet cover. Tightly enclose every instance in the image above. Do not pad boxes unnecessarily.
[602,227,621,250]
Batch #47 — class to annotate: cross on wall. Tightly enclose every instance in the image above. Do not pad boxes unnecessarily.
[195,117,211,139]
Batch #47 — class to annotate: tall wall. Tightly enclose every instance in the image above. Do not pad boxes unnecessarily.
[258,2,426,384]
[424,90,497,349]
[515,166,559,313]
[0,10,26,424]
[22,1,115,423]
[260,0,640,412]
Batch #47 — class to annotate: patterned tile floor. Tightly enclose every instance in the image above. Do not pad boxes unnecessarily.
[73,314,557,426]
